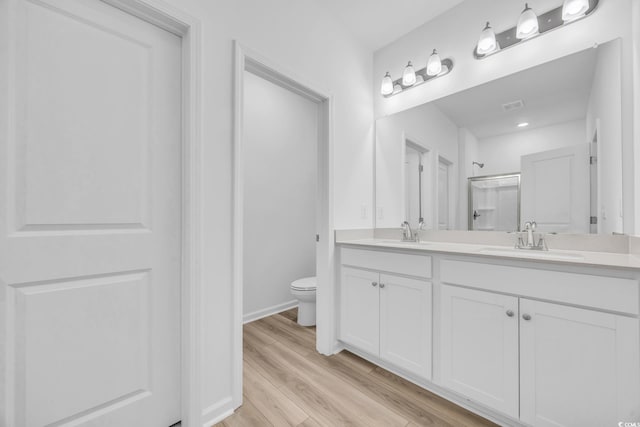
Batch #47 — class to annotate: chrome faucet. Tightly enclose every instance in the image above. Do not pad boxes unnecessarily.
[524,221,536,247]
[515,221,548,251]
[401,221,419,242]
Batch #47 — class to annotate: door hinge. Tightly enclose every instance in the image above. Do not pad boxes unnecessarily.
[590,216,598,224]
[590,156,597,165]
[316,234,319,242]
[419,164,424,172]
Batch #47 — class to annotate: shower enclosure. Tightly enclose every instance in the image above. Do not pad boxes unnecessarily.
[468,173,521,232]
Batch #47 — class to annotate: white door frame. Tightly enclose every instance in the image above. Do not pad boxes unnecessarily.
[232,42,335,408]
[1,0,204,425]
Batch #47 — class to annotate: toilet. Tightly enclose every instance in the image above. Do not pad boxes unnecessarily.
[290,276,317,326]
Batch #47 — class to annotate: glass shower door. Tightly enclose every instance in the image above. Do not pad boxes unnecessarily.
[468,174,520,231]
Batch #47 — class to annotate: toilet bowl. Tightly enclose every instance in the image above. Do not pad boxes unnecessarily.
[290,276,317,326]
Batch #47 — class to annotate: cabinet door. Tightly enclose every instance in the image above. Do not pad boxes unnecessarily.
[440,285,519,418]
[379,274,432,379]
[520,299,640,427]
[339,267,380,355]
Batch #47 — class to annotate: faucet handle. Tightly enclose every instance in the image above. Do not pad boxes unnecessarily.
[536,234,548,251]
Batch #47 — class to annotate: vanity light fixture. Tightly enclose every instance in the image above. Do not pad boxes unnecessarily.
[516,3,539,39]
[426,49,442,76]
[380,72,394,96]
[562,0,590,21]
[476,22,498,55]
[474,0,599,60]
[381,53,454,98]
[402,61,417,87]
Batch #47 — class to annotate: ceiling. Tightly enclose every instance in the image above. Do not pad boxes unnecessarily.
[433,47,598,139]
[315,0,465,51]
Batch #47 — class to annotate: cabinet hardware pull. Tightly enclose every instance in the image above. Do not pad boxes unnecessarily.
[522,314,532,321]
[506,310,514,317]
[379,283,385,288]
[372,282,378,287]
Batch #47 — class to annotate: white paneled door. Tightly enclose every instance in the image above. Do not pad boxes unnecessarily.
[521,144,590,233]
[1,0,182,425]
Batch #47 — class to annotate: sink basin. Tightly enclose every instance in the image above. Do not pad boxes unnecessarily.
[477,247,585,261]
[372,239,431,248]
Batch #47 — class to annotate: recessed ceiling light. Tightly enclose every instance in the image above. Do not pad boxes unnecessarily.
[517,122,529,128]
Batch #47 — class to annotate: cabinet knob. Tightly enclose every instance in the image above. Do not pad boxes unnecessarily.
[522,314,532,321]
[379,283,385,289]
[372,282,378,287]
[506,310,514,317]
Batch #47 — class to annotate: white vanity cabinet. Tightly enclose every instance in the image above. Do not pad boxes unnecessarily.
[519,299,640,427]
[339,248,432,379]
[440,285,520,418]
[340,267,380,355]
[440,260,640,426]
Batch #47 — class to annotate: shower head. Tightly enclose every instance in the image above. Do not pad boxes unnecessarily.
[473,161,485,168]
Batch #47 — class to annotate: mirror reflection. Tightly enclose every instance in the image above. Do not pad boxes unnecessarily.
[375,38,623,234]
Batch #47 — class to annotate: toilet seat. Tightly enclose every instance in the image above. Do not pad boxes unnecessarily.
[290,276,317,291]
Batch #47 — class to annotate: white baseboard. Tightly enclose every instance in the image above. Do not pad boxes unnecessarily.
[201,397,234,427]
[243,300,298,324]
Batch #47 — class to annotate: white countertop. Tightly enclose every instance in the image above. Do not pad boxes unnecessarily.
[336,238,640,271]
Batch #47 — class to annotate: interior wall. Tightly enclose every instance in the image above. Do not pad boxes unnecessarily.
[147,0,374,423]
[376,102,458,229]
[587,40,624,234]
[477,119,587,176]
[374,0,636,233]
[242,71,317,320]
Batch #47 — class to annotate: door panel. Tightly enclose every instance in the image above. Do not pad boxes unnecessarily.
[521,144,590,233]
[379,274,431,379]
[520,299,640,427]
[1,0,181,425]
[339,267,380,355]
[440,285,519,418]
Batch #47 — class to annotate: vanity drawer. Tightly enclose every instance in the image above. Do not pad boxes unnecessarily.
[341,247,432,279]
[440,260,639,315]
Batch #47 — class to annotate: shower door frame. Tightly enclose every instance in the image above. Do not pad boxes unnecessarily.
[467,172,521,232]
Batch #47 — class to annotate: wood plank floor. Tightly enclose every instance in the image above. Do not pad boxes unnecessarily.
[214,308,497,427]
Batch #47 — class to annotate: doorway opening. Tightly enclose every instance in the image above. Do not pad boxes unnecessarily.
[232,43,334,410]
[241,70,318,324]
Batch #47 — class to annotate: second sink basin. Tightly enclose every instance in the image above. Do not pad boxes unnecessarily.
[477,247,585,261]
[372,239,432,248]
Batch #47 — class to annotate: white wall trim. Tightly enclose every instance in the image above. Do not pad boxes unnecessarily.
[633,0,640,234]
[201,397,234,427]
[99,1,203,426]
[243,300,298,324]
[232,41,336,417]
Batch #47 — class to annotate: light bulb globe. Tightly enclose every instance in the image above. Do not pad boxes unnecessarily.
[476,22,498,55]
[562,0,589,22]
[380,72,394,96]
[402,61,417,87]
[426,49,442,76]
[516,4,539,39]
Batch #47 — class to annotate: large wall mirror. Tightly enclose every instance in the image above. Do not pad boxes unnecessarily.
[375,38,624,234]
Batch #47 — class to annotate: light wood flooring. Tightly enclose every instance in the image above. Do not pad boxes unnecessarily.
[215,308,497,427]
